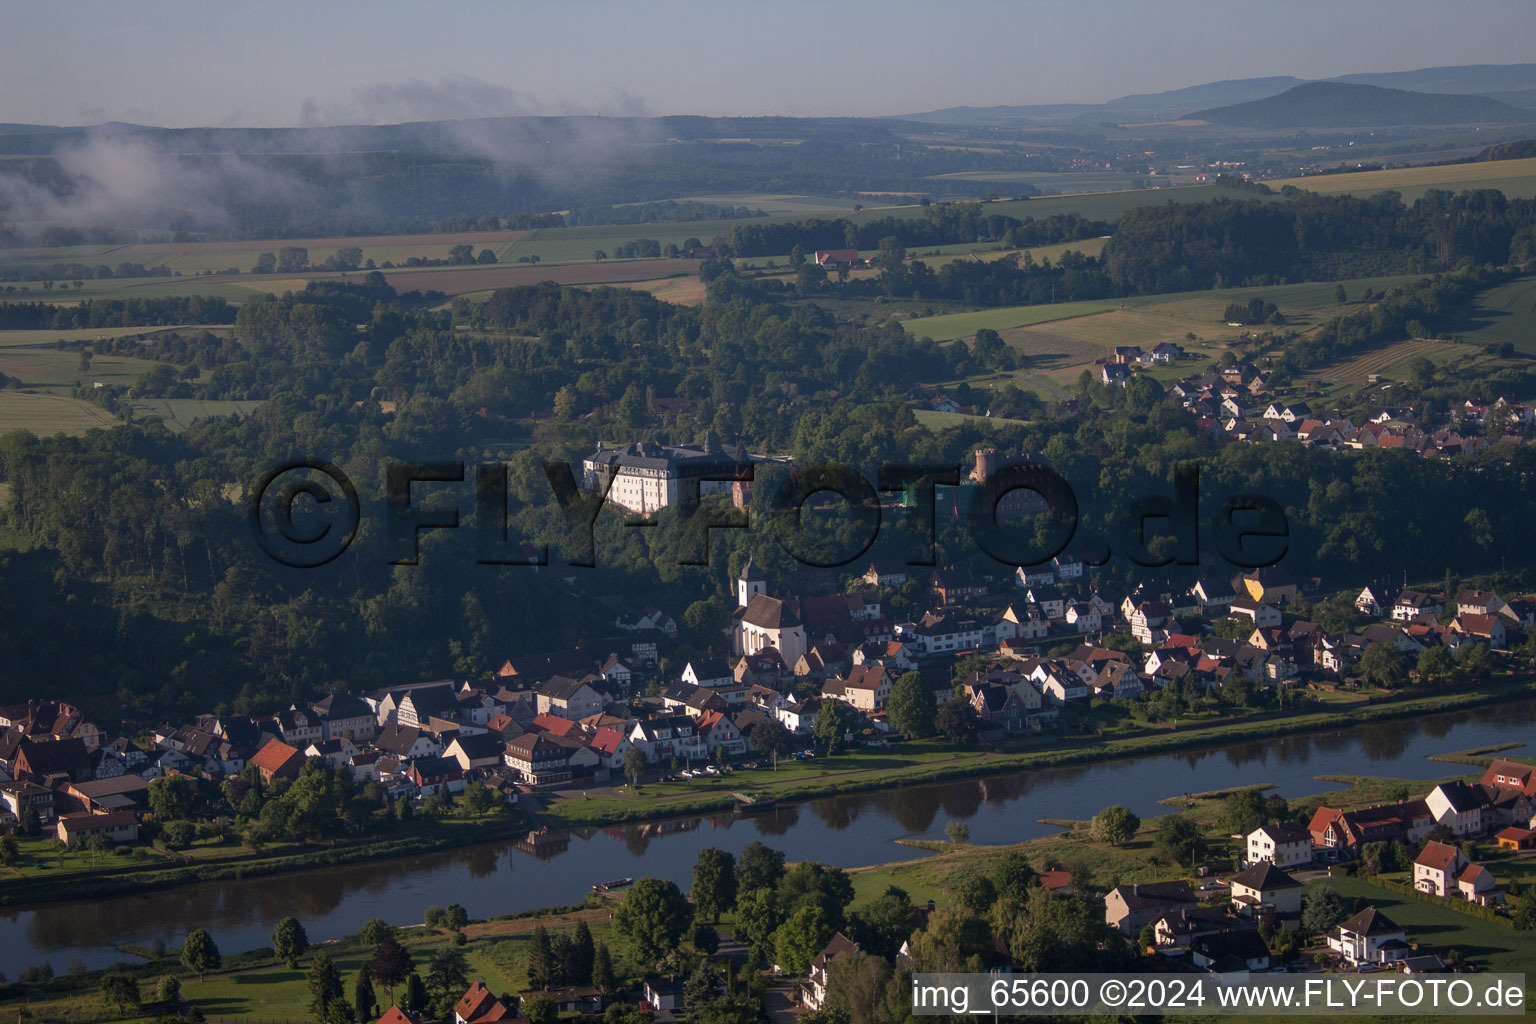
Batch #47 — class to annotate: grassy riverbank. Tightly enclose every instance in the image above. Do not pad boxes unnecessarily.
[0,809,527,907]
[3,676,1531,910]
[540,676,1536,828]
[3,767,1518,1024]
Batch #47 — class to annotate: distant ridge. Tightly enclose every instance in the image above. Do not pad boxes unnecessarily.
[898,63,1536,124]
[1185,81,1530,128]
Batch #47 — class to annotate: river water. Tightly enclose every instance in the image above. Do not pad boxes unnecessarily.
[5,699,1533,973]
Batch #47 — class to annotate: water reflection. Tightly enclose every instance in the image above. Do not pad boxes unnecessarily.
[6,697,1532,973]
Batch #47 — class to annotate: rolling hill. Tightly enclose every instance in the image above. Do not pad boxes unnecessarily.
[900,63,1536,125]
[1186,81,1531,128]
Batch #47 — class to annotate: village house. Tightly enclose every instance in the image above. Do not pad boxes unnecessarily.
[1413,840,1469,897]
[1190,928,1271,974]
[536,677,607,721]
[1245,822,1312,868]
[775,698,819,736]
[1227,862,1302,925]
[452,982,517,1024]
[1104,881,1195,935]
[249,738,304,784]
[695,710,746,757]
[0,779,55,825]
[503,733,574,787]
[802,933,860,1010]
[444,733,506,772]
[375,724,441,761]
[629,716,705,764]
[13,736,92,785]
[56,810,139,846]
[407,755,466,797]
[1227,597,1281,629]
[1152,906,1232,950]
[1391,590,1443,621]
[1426,781,1488,836]
[824,664,894,712]
[1328,907,1409,966]
[311,692,379,742]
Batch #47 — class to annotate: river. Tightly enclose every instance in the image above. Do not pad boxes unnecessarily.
[5,698,1533,973]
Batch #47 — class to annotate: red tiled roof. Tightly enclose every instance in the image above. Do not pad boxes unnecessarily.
[588,727,627,755]
[529,714,578,737]
[1414,840,1461,871]
[249,738,303,776]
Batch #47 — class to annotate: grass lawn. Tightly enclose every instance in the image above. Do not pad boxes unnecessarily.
[1315,874,1536,973]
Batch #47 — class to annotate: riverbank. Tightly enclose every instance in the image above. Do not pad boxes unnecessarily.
[0,809,530,908]
[539,676,1536,828]
[3,677,1531,913]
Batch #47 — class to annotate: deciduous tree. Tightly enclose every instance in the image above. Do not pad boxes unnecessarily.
[613,877,692,961]
[692,847,738,922]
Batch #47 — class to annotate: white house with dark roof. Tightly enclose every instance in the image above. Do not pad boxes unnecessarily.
[1245,822,1312,868]
[1329,907,1409,965]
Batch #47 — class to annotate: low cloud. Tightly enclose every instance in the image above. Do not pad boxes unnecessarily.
[298,75,652,126]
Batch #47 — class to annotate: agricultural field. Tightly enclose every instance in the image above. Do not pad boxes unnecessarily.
[381,258,701,297]
[848,184,1225,227]
[902,272,1444,394]
[608,274,710,306]
[1446,273,1536,352]
[913,408,1032,431]
[0,333,174,435]
[901,299,1126,341]
[1267,155,1536,202]
[126,399,265,432]
[0,391,119,435]
[923,169,1200,192]
[0,345,164,391]
[503,216,802,264]
[0,275,278,304]
[651,192,864,216]
[1,229,530,276]
[0,325,205,348]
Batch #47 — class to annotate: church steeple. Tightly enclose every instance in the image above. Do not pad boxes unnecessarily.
[737,557,767,608]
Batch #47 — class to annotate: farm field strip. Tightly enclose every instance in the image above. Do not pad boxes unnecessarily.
[901,299,1124,340]
[1267,155,1536,201]
[126,399,266,431]
[0,391,120,435]
[378,258,701,297]
[0,325,208,347]
[3,229,533,276]
[1449,274,1536,352]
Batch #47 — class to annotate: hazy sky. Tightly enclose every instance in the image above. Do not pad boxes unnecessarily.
[5,0,1534,127]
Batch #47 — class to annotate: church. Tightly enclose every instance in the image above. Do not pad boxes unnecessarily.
[732,559,807,668]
